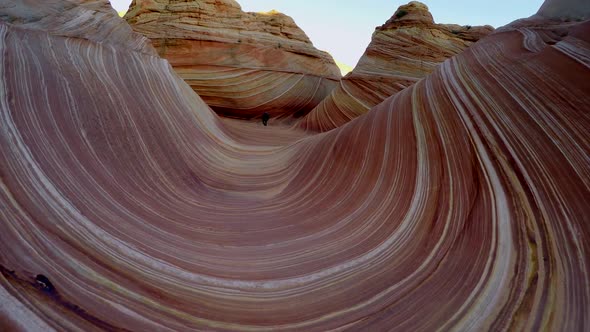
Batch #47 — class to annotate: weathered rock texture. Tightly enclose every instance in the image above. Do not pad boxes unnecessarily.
[300,1,494,131]
[0,0,156,55]
[124,0,341,119]
[1,0,590,331]
[538,0,590,20]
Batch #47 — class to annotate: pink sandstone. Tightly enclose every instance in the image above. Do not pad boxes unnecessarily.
[300,1,494,131]
[124,0,341,119]
[0,0,589,330]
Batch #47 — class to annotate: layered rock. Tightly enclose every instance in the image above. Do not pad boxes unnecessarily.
[124,0,341,119]
[0,0,156,55]
[1,0,590,331]
[300,1,494,131]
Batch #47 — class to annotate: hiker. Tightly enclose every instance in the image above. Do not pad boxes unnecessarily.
[262,112,270,126]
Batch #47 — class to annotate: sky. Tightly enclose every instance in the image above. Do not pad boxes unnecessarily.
[110,0,545,69]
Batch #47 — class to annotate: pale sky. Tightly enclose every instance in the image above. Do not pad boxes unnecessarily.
[110,0,545,68]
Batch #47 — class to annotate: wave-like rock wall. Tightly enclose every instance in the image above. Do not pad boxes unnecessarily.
[124,0,341,119]
[300,1,494,132]
[1,0,590,330]
[0,0,156,55]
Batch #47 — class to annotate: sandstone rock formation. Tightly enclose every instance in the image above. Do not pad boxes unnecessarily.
[0,0,156,55]
[124,0,341,119]
[1,0,590,330]
[300,1,494,131]
[537,0,590,20]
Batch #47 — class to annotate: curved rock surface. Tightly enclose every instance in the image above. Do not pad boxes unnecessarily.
[1,0,590,331]
[300,1,494,132]
[538,0,590,20]
[124,0,341,119]
[0,0,156,55]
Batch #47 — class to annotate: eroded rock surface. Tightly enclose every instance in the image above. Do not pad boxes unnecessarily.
[300,1,494,131]
[0,0,156,55]
[0,0,589,331]
[124,0,341,119]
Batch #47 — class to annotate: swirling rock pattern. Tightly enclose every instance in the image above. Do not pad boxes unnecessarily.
[1,0,590,331]
[0,0,155,55]
[300,1,494,132]
[124,0,341,119]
